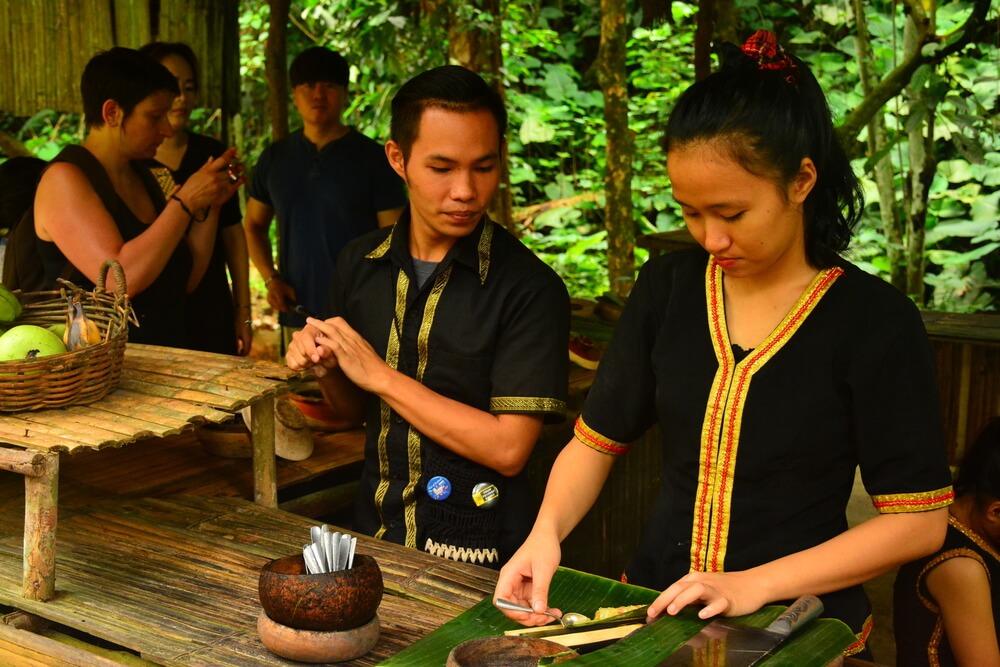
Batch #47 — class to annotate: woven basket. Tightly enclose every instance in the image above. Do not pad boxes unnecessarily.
[0,260,134,412]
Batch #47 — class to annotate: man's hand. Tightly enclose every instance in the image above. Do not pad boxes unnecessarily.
[266,276,296,313]
[286,321,338,377]
[307,317,393,393]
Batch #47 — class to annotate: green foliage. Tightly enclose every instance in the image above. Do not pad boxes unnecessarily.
[2,0,995,310]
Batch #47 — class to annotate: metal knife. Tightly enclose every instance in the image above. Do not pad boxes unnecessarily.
[655,595,825,666]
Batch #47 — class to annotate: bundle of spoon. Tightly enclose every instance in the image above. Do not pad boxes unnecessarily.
[303,525,357,574]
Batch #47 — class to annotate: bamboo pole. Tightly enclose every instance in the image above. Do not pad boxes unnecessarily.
[23,450,58,601]
[250,397,277,507]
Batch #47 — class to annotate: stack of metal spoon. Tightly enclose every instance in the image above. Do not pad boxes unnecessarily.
[303,525,357,574]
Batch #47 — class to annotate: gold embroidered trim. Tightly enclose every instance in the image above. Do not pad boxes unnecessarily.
[477,220,493,284]
[490,396,567,416]
[871,486,954,514]
[373,269,409,541]
[148,166,177,199]
[424,538,499,565]
[365,226,394,259]
[948,513,1000,562]
[574,416,630,455]
[691,261,843,572]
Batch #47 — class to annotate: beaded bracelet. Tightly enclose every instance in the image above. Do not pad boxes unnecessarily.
[264,273,281,287]
[170,194,208,223]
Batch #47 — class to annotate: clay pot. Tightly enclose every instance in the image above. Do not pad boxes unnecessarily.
[258,553,383,632]
[287,390,357,432]
[446,636,579,666]
[257,611,380,663]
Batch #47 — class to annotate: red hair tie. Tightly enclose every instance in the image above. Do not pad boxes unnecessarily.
[741,30,799,84]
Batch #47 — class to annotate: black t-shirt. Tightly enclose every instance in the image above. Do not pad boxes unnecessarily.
[578,248,953,642]
[328,209,570,567]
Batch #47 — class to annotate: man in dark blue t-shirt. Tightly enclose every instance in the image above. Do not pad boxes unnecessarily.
[245,46,406,341]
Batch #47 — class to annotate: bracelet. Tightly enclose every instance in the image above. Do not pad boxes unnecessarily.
[243,319,252,326]
[170,194,208,223]
[264,273,281,287]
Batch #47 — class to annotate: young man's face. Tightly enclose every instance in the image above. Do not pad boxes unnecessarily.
[292,80,347,129]
[386,107,501,257]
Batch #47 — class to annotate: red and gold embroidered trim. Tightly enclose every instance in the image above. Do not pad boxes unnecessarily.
[843,614,873,656]
[871,487,954,514]
[574,416,630,455]
[690,262,843,572]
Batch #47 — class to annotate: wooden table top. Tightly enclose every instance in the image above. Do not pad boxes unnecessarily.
[0,343,298,454]
[0,494,496,666]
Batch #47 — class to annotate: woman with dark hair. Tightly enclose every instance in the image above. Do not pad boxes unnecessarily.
[894,417,1000,666]
[495,31,952,659]
[33,47,240,347]
[139,41,251,355]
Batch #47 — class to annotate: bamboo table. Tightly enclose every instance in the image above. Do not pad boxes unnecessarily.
[0,343,297,601]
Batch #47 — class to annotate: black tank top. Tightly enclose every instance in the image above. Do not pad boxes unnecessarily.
[37,145,191,346]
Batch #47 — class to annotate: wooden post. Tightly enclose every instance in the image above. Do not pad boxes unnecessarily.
[22,451,58,601]
[250,396,278,508]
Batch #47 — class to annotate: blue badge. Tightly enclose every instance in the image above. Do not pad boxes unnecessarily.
[427,475,452,501]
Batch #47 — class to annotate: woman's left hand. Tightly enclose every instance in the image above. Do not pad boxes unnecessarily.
[649,570,768,620]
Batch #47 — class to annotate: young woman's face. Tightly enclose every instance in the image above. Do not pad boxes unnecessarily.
[158,53,197,133]
[119,91,175,159]
[667,141,815,280]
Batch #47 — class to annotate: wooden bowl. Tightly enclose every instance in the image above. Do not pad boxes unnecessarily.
[257,611,380,663]
[195,420,251,458]
[258,553,383,632]
[446,636,579,666]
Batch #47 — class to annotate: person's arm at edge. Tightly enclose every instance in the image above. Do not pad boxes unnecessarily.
[495,436,616,623]
[927,556,1000,666]
[652,507,949,620]
[244,197,294,312]
[221,223,253,355]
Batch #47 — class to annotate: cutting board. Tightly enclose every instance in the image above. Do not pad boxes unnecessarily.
[378,567,856,666]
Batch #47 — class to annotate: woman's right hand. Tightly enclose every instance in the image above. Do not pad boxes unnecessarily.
[494,530,563,626]
[175,148,241,212]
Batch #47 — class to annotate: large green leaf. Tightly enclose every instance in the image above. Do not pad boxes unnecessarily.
[378,568,855,666]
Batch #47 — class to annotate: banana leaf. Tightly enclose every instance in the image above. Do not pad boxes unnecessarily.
[378,567,856,666]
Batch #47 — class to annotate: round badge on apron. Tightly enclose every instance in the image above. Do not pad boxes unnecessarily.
[427,475,452,501]
[472,482,500,509]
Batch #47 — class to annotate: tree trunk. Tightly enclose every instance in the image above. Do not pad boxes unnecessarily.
[596,0,634,298]
[444,0,515,234]
[902,13,935,305]
[266,0,291,141]
[852,0,906,291]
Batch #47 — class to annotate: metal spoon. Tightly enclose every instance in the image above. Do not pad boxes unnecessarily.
[494,598,590,627]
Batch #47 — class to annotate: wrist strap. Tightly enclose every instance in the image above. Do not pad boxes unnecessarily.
[170,194,208,223]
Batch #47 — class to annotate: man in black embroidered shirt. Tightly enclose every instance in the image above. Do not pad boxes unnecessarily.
[286,66,569,568]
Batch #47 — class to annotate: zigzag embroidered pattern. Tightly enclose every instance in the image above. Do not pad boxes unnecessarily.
[424,538,499,565]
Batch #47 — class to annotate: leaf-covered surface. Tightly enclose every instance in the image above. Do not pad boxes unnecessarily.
[379,567,855,665]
